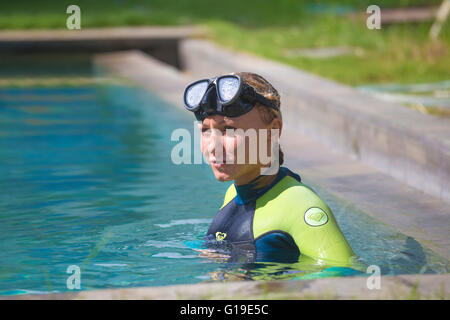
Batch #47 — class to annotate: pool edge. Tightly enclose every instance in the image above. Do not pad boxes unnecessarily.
[4,273,448,300]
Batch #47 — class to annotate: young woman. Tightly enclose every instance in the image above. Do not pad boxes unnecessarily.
[183,72,356,268]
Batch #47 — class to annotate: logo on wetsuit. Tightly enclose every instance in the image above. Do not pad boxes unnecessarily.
[304,207,328,227]
[215,231,227,241]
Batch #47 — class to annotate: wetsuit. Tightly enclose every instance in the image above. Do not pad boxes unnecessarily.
[204,167,355,265]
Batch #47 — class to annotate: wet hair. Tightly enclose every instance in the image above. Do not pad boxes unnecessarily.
[233,72,284,166]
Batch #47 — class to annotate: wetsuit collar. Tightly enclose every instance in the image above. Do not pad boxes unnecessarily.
[234,167,300,205]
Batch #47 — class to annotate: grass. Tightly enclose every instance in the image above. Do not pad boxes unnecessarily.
[0,0,448,86]
[204,18,449,86]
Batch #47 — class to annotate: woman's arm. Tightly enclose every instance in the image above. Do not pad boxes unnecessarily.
[253,183,355,265]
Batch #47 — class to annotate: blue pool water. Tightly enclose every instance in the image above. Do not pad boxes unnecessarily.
[0,77,448,296]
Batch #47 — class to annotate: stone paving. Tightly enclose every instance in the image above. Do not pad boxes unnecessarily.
[8,274,448,300]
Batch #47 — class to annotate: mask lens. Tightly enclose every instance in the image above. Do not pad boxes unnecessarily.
[185,80,208,110]
[218,76,240,103]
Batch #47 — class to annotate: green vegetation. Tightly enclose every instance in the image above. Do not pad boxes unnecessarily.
[0,0,448,86]
[205,19,448,86]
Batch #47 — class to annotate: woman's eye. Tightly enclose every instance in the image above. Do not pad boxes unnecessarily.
[200,127,235,135]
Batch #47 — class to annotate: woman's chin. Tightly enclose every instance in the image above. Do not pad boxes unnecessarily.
[211,165,235,182]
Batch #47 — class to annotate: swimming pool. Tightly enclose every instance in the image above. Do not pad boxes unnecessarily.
[0,58,448,295]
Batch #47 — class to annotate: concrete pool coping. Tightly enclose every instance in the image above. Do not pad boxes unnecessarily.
[0,26,201,42]
[0,26,204,69]
[6,274,448,300]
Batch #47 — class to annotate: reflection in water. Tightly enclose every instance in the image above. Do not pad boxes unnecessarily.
[187,238,366,282]
[197,255,365,282]
[190,234,444,282]
[393,237,430,275]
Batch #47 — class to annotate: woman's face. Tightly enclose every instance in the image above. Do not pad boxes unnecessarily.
[200,107,282,185]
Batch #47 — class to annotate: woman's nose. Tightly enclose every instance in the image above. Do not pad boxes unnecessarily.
[206,130,225,161]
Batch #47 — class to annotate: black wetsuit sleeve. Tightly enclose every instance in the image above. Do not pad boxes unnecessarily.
[254,232,300,263]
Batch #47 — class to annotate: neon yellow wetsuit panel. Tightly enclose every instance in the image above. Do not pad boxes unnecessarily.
[253,174,354,265]
[205,167,355,266]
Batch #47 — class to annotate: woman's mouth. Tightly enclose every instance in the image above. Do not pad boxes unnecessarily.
[211,160,226,169]
[209,154,235,169]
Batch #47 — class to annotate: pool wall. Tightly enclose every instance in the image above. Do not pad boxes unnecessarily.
[0,27,201,69]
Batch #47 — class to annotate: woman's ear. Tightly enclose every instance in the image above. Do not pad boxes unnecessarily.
[270,117,282,137]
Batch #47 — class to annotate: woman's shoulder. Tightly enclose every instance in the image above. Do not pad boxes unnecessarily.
[262,172,328,208]
[219,167,328,210]
[220,183,237,209]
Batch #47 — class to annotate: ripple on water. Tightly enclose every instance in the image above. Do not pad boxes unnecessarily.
[152,252,199,259]
[144,240,186,249]
[93,263,128,268]
[154,219,211,228]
